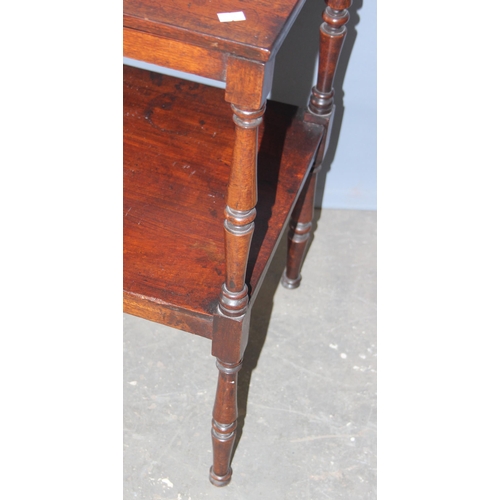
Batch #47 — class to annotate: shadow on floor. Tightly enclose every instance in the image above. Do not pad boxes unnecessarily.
[232,208,323,459]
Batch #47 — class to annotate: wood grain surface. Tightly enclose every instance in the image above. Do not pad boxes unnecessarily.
[123,65,323,338]
[124,0,308,62]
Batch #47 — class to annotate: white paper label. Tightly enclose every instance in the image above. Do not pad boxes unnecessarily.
[217,11,246,22]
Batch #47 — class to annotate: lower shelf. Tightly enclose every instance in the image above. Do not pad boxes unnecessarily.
[123,65,323,338]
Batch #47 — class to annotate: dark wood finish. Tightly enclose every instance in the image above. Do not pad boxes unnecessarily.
[225,56,275,109]
[218,103,263,318]
[282,0,352,290]
[308,0,351,119]
[124,0,352,486]
[124,27,227,82]
[124,0,309,63]
[281,170,317,289]
[124,66,323,337]
[210,359,242,486]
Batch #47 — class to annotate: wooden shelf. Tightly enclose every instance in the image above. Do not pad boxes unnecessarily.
[123,0,353,485]
[124,65,323,338]
[124,0,308,62]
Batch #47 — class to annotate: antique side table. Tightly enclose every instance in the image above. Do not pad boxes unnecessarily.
[124,0,351,486]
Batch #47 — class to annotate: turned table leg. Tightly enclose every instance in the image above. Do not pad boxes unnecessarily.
[209,359,242,486]
[281,169,317,289]
[210,99,265,486]
[282,0,351,290]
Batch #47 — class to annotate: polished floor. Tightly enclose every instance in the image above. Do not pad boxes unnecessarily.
[124,208,376,499]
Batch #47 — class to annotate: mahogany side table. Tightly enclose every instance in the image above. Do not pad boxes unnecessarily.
[123,0,352,486]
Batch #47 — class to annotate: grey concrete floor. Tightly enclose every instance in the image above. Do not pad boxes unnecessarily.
[124,208,376,499]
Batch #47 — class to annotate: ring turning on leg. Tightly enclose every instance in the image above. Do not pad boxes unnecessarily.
[209,359,242,486]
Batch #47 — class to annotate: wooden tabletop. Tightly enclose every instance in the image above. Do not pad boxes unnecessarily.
[124,0,308,62]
